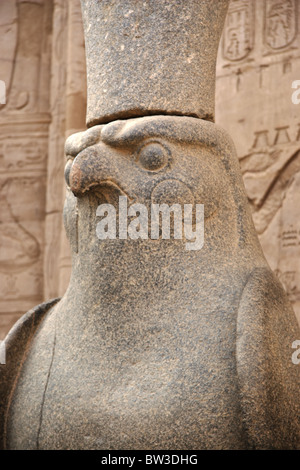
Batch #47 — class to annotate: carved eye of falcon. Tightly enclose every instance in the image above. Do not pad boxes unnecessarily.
[136,141,170,172]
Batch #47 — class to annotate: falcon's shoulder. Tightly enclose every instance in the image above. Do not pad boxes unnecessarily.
[0,298,60,449]
[237,267,300,449]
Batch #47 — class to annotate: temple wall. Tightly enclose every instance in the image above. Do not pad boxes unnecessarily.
[0,0,299,338]
[216,0,300,325]
[0,0,54,337]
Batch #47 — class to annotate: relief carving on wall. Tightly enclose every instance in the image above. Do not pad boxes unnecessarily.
[216,0,300,323]
[239,127,300,316]
[0,0,52,114]
[222,0,254,61]
[0,1,18,110]
[240,128,300,235]
[0,0,53,337]
[264,0,297,50]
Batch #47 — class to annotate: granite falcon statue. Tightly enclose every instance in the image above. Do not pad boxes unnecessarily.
[1,0,300,451]
[0,115,299,450]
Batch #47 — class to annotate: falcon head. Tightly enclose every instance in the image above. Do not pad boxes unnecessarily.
[65,115,234,221]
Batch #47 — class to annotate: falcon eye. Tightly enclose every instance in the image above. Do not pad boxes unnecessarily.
[137,142,169,172]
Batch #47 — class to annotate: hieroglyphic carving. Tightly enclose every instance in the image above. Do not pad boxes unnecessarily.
[217,0,300,324]
[0,178,41,272]
[0,1,18,110]
[0,120,50,335]
[275,171,300,315]
[0,0,82,337]
[0,137,47,172]
[238,125,300,323]
[0,172,46,337]
[240,129,300,235]
[264,0,297,50]
[1,1,53,113]
[222,0,254,61]
[0,0,53,338]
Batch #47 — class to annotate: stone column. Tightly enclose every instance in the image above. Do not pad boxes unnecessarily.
[58,0,87,296]
[43,0,87,300]
[0,0,53,338]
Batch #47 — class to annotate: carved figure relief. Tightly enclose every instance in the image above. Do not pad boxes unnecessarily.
[240,130,300,235]
[0,0,53,336]
[0,0,18,111]
[264,0,297,50]
[0,0,53,114]
[222,0,254,61]
[0,178,41,274]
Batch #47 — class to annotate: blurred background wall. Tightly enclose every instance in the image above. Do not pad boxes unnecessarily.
[0,0,299,338]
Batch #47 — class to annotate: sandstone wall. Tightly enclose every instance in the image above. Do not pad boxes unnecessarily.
[0,0,53,337]
[0,0,299,338]
[0,0,86,338]
[216,0,300,325]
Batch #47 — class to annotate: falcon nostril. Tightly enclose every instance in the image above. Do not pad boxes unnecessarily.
[68,161,83,195]
[64,159,73,187]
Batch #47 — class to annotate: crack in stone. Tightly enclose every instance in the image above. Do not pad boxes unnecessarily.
[36,310,57,450]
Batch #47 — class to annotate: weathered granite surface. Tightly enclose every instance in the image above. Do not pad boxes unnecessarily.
[1,1,300,340]
[81,0,229,127]
[1,114,299,449]
[0,0,299,450]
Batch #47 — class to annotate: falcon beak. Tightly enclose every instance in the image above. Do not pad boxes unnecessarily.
[66,143,136,202]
